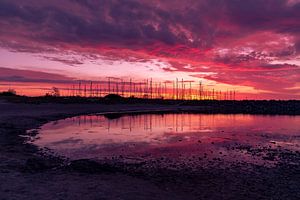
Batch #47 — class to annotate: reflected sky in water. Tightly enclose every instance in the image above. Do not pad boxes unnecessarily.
[31,114,300,166]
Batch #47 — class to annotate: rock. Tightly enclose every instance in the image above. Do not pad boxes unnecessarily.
[24,158,50,172]
[68,159,118,173]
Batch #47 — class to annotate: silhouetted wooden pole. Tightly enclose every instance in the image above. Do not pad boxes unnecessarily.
[134,80,136,97]
[147,80,149,98]
[189,81,192,100]
[108,77,111,95]
[140,82,142,98]
[99,84,102,97]
[199,81,202,100]
[115,80,117,94]
[176,78,179,100]
[173,81,175,100]
[150,78,153,99]
[72,84,74,96]
[159,82,161,98]
[207,90,209,100]
[129,79,131,97]
[78,81,81,96]
[96,84,99,97]
[90,81,93,97]
[144,79,147,98]
[226,89,229,100]
[154,83,157,98]
[181,78,184,100]
[164,82,167,99]
[121,79,124,97]
[234,90,236,100]
[183,83,185,100]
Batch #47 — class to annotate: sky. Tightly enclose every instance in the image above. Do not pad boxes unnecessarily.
[0,0,300,99]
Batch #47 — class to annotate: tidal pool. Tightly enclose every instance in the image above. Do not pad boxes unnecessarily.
[30,114,300,167]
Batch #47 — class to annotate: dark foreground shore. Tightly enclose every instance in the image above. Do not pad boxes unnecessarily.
[0,99,299,200]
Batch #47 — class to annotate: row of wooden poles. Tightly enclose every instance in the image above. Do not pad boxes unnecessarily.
[57,78,237,100]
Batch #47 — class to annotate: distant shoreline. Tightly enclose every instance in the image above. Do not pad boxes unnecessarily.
[1,95,299,115]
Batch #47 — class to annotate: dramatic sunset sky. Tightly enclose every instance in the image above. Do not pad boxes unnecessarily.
[0,0,299,99]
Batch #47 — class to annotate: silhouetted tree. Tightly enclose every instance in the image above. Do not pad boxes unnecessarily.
[46,87,60,97]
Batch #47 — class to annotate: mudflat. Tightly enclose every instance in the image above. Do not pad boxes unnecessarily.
[0,101,299,200]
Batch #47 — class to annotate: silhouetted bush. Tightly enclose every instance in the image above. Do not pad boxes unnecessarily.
[104,94,123,103]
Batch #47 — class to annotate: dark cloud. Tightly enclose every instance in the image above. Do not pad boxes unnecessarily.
[41,56,84,66]
[222,0,300,33]
[0,67,75,84]
[0,0,184,46]
[1,0,299,49]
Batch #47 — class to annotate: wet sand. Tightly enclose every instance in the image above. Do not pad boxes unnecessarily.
[0,100,299,200]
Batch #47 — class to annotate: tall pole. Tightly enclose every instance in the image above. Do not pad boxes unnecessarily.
[129,78,132,97]
[90,81,93,97]
[121,79,124,97]
[99,83,102,97]
[146,79,148,98]
[181,78,184,100]
[155,82,158,98]
[108,77,111,95]
[173,81,175,100]
[79,81,81,96]
[150,78,153,99]
[133,82,136,97]
[164,82,167,99]
[72,84,74,97]
[199,81,202,100]
[234,90,236,100]
[159,82,162,98]
[140,82,142,98]
[189,81,192,100]
[116,81,119,95]
[176,78,179,100]
[96,84,99,97]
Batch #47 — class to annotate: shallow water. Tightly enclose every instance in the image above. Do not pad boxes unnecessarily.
[30,114,300,167]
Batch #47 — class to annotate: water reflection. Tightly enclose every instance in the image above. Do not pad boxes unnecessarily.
[31,114,300,166]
